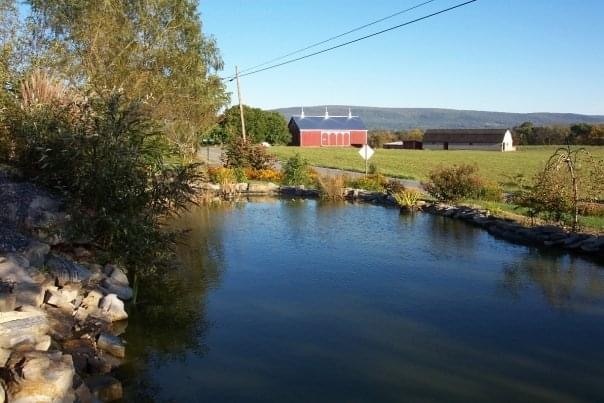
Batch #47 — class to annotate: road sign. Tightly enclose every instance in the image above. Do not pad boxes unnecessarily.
[358,144,374,160]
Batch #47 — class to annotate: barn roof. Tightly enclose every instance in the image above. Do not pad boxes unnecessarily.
[423,129,509,143]
[289,115,367,131]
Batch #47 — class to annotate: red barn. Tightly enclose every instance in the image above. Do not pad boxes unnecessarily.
[288,109,367,147]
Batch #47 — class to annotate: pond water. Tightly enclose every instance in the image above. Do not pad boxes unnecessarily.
[117,200,604,403]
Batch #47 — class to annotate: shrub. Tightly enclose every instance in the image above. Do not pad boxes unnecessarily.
[6,87,201,276]
[393,189,423,209]
[208,167,236,185]
[233,167,247,183]
[282,153,312,186]
[475,179,504,202]
[423,164,482,202]
[244,167,283,183]
[578,202,604,217]
[348,174,388,192]
[221,137,276,170]
[317,175,346,199]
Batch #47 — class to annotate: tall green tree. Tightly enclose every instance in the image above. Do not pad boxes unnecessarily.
[220,104,290,145]
[27,0,229,157]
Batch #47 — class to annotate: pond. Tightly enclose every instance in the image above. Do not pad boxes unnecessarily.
[116,200,604,402]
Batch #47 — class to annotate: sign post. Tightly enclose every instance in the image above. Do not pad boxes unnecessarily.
[358,144,374,177]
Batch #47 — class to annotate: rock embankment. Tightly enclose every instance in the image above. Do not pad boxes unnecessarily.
[1,169,132,402]
[424,203,604,258]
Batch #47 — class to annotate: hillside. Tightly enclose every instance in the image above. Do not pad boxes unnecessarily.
[273,105,604,130]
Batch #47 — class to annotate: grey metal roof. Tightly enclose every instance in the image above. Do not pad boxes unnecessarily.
[290,115,367,131]
[424,129,509,143]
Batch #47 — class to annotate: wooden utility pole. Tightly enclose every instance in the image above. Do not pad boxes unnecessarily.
[235,66,247,141]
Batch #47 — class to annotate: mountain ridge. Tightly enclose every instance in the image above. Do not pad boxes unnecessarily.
[272,105,604,130]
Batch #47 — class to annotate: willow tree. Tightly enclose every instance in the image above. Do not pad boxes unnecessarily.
[28,0,229,157]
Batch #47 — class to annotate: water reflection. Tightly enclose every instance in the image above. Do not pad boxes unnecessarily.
[501,252,604,310]
[117,205,228,401]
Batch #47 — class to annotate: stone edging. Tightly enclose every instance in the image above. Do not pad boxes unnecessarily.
[422,203,604,259]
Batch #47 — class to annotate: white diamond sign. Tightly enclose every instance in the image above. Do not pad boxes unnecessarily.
[358,144,374,161]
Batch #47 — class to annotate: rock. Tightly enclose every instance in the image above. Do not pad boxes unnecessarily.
[97,333,125,358]
[248,182,279,194]
[14,282,46,307]
[0,311,49,349]
[98,294,127,322]
[7,351,75,403]
[201,182,220,191]
[63,338,96,374]
[35,335,51,351]
[86,264,105,284]
[44,289,75,312]
[0,347,11,366]
[74,383,95,403]
[564,234,590,246]
[85,375,123,402]
[107,266,128,286]
[581,237,603,253]
[0,254,33,283]
[21,240,50,268]
[45,306,75,341]
[110,320,128,336]
[46,254,91,285]
[100,279,133,301]
[78,290,105,321]
[0,282,16,312]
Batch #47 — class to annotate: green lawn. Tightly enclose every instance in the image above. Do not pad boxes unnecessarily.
[270,145,604,184]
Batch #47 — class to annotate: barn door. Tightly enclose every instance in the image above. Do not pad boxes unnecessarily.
[321,133,328,147]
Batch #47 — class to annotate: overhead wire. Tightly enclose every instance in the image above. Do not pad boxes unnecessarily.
[230,0,440,78]
[224,0,478,81]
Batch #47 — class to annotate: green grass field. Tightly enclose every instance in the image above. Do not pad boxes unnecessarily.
[270,146,604,184]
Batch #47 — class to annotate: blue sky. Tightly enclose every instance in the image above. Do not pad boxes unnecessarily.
[200,0,604,115]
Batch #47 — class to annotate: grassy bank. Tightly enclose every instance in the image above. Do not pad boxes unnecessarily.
[270,146,604,184]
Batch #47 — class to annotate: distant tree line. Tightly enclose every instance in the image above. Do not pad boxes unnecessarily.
[368,128,424,148]
[512,122,604,145]
[369,123,604,148]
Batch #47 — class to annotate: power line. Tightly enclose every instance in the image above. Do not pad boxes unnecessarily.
[231,0,440,78]
[225,0,478,81]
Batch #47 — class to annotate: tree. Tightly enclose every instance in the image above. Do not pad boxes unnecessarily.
[220,104,290,144]
[569,124,592,144]
[27,0,229,157]
[513,121,534,145]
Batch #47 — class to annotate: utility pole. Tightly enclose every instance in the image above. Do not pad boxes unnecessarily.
[235,66,247,141]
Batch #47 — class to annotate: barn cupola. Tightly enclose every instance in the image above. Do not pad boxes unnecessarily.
[324,107,329,119]
[348,108,352,119]
[300,107,305,119]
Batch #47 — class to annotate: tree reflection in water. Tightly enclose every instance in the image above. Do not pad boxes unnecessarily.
[116,205,229,402]
[501,251,604,309]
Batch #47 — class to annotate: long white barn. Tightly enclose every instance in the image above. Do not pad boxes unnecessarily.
[423,129,515,152]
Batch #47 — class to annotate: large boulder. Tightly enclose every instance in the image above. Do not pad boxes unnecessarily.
[45,254,91,285]
[0,311,49,349]
[7,350,75,403]
[96,333,125,358]
[98,294,128,322]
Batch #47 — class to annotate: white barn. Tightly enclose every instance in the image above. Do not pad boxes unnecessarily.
[423,129,515,152]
